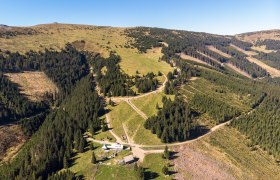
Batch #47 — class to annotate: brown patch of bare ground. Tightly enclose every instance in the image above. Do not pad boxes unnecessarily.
[5,71,58,102]
[0,125,26,164]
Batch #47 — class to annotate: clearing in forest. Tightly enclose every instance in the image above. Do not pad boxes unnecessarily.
[5,71,58,101]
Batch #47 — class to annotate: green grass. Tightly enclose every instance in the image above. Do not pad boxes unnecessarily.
[182,78,251,112]
[95,165,138,180]
[142,154,173,180]
[132,92,174,117]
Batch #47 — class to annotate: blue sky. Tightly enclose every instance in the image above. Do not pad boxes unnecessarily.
[0,0,279,35]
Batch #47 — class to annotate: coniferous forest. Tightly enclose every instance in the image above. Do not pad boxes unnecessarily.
[144,96,196,143]
[0,75,103,179]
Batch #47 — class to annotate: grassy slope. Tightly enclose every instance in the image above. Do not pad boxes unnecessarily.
[0,24,172,77]
[209,127,280,179]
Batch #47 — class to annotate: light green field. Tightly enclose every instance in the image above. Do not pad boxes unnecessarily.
[132,92,174,117]
[142,154,174,180]
[109,101,163,145]
[0,24,173,76]
[181,77,251,112]
[95,165,137,180]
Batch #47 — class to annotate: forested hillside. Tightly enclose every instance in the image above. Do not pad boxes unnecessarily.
[231,91,280,160]
[0,75,103,179]
[126,27,269,78]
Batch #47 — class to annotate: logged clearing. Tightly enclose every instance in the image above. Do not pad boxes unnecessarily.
[207,45,232,58]
[0,125,26,164]
[246,56,280,77]
[5,71,58,101]
[172,126,280,180]
[206,46,252,78]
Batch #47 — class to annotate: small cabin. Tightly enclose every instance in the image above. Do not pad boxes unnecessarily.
[123,155,134,164]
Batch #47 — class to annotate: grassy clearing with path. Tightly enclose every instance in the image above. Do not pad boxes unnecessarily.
[109,101,162,145]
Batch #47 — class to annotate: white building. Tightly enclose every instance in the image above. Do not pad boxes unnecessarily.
[102,143,123,150]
